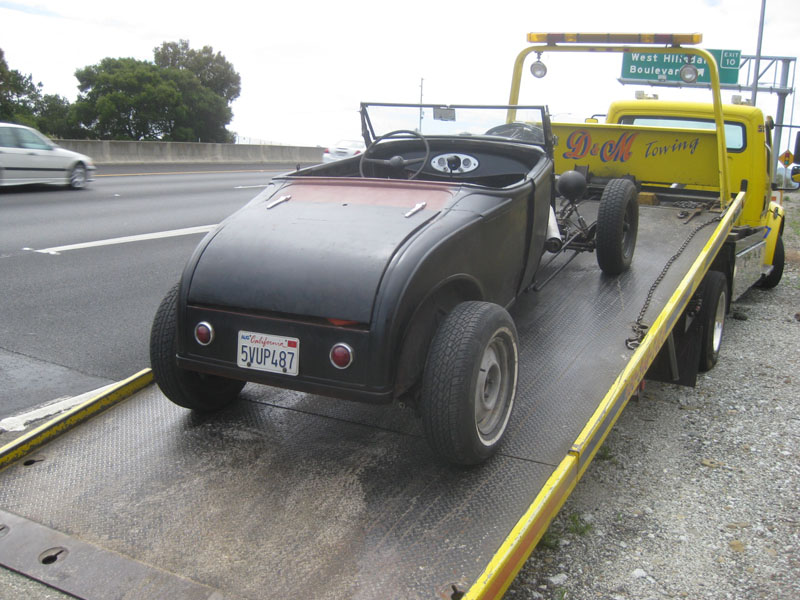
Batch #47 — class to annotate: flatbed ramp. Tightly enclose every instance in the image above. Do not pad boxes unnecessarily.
[0,202,732,600]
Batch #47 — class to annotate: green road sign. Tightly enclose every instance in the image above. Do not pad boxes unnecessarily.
[622,49,740,85]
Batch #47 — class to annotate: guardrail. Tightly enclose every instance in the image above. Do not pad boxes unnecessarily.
[57,139,324,166]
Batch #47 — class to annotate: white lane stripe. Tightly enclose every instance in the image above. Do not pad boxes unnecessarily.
[32,225,217,255]
[0,383,118,432]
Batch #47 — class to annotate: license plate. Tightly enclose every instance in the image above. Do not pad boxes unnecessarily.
[237,330,299,376]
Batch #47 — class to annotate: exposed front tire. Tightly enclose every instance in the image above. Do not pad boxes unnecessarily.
[150,283,245,411]
[757,235,784,289]
[421,302,519,465]
[68,163,87,189]
[698,271,728,372]
[596,178,639,275]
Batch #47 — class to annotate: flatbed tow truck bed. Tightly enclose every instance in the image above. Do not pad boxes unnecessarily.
[0,198,739,600]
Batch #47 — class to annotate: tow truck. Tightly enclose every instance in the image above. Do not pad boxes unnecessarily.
[0,33,786,599]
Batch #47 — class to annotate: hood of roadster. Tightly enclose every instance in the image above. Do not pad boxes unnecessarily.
[187,178,457,323]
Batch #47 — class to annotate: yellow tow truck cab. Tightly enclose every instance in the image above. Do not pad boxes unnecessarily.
[604,99,785,247]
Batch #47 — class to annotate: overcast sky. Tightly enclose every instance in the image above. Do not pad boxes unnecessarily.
[2,0,798,148]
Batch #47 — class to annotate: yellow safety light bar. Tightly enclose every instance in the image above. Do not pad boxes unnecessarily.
[526,33,702,45]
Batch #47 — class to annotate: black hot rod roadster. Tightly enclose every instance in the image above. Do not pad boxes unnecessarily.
[150,103,639,464]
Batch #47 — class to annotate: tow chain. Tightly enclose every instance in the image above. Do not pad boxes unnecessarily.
[625,214,723,350]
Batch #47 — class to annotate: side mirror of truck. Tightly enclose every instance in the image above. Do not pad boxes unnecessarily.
[794,131,800,160]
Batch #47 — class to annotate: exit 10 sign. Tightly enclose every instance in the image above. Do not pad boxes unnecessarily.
[622,49,740,85]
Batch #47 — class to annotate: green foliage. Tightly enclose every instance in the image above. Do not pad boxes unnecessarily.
[154,39,241,103]
[0,48,41,126]
[1,41,239,142]
[566,513,593,536]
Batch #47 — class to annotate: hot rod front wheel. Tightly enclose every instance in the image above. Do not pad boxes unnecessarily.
[150,284,245,411]
[421,302,519,465]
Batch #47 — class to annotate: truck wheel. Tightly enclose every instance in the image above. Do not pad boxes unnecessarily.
[420,302,518,465]
[756,235,784,289]
[150,284,245,411]
[698,271,728,372]
[596,179,639,275]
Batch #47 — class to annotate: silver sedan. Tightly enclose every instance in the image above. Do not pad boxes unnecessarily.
[0,122,96,188]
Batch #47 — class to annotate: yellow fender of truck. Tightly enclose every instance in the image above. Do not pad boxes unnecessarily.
[763,200,785,265]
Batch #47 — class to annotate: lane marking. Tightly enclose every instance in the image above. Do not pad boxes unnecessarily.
[30,225,216,255]
[96,168,283,178]
[0,383,117,432]
[234,184,271,189]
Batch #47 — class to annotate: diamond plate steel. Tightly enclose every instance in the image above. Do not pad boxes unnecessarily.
[0,205,715,599]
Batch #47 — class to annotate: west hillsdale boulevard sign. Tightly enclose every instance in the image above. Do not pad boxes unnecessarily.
[621,49,741,85]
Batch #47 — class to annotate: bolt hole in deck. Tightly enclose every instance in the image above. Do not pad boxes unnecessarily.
[39,547,68,565]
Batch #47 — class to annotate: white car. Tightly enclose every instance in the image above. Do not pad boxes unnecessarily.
[0,122,95,189]
[322,139,366,163]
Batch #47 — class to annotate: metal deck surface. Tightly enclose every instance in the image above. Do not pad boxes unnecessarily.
[0,205,718,599]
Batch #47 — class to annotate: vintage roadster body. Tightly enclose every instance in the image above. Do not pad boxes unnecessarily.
[150,103,637,464]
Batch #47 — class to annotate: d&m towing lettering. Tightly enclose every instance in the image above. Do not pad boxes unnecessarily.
[644,137,701,159]
[563,130,637,163]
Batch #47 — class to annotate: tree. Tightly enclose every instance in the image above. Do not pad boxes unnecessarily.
[35,94,84,139]
[73,56,233,142]
[0,48,42,126]
[73,58,180,140]
[154,40,241,104]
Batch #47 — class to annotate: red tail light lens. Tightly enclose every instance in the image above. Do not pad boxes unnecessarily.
[194,322,214,346]
[330,343,354,369]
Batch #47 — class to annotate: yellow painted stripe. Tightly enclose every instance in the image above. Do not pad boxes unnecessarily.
[0,369,153,470]
[466,194,744,598]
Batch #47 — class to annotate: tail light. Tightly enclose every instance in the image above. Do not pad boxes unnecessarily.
[330,343,354,369]
[194,322,214,346]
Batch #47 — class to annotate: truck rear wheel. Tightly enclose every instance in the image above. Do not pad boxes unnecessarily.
[596,178,639,275]
[757,235,784,289]
[150,284,245,411]
[698,271,728,372]
[420,302,518,465]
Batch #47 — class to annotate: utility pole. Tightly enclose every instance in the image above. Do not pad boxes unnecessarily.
[751,0,766,105]
[419,78,424,133]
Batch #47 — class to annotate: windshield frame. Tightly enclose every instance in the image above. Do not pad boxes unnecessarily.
[359,102,553,156]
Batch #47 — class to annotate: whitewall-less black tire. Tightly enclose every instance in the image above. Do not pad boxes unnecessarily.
[421,301,519,465]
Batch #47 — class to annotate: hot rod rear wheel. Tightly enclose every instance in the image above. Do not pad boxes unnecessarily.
[150,283,245,411]
[421,302,519,465]
[596,178,639,275]
[698,271,728,372]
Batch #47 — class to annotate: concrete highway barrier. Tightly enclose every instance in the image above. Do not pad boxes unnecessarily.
[57,139,323,166]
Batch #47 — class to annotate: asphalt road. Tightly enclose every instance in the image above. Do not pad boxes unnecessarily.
[0,164,287,417]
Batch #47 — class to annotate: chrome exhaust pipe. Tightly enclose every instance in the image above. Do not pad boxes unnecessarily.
[545,206,563,253]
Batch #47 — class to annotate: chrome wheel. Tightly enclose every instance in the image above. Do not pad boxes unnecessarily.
[475,334,515,446]
[712,287,726,354]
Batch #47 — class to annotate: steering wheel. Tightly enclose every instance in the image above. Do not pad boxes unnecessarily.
[359,129,431,180]
[485,122,545,143]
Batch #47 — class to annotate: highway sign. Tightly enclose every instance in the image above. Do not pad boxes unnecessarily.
[622,49,740,85]
[780,150,793,167]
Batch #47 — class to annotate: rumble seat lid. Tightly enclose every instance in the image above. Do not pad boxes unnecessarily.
[187,179,456,323]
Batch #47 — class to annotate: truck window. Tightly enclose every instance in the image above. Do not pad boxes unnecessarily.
[618,116,746,153]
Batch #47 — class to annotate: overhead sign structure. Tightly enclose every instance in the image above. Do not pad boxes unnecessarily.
[622,49,740,85]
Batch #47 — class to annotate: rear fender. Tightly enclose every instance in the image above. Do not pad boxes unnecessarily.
[393,277,484,401]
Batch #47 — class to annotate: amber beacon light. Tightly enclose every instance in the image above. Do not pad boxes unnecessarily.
[526,33,703,45]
